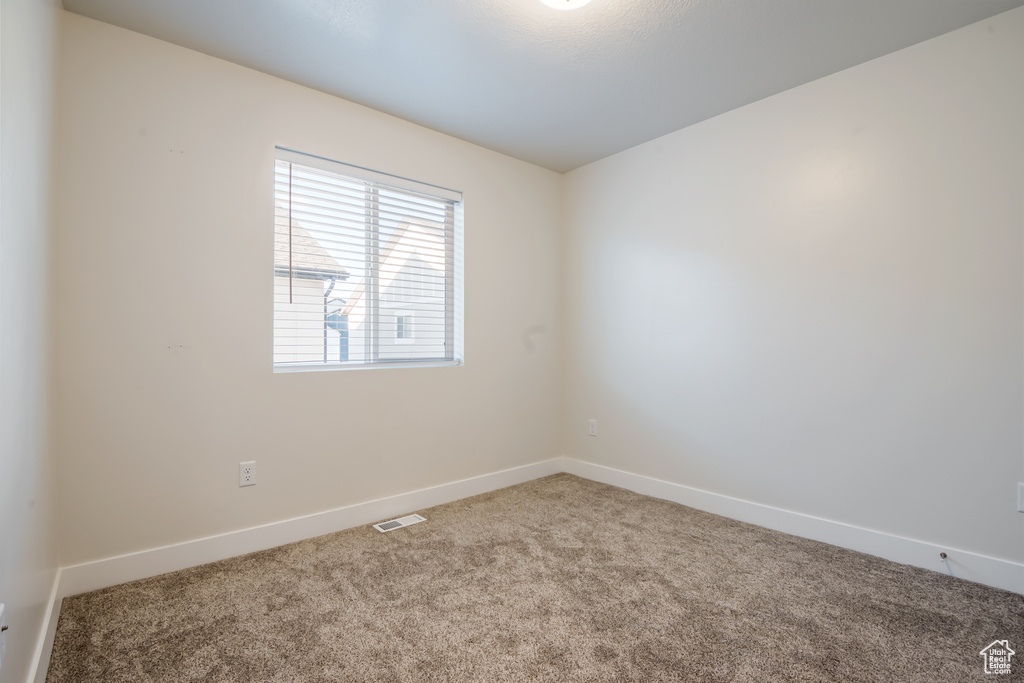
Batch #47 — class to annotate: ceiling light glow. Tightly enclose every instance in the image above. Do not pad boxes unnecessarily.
[538,0,593,10]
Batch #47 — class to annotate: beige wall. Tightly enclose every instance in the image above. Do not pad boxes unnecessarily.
[564,7,1024,562]
[44,2,1024,590]
[0,0,60,680]
[53,13,564,566]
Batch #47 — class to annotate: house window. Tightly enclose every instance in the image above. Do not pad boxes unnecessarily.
[396,315,413,341]
[273,148,463,370]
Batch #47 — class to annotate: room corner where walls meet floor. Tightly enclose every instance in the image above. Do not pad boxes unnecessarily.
[28,456,1024,682]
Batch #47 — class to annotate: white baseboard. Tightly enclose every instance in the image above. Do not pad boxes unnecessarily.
[30,455,1024,683]
[27,569,62,683]
[29,458,562,682]
[560,458,1024,596]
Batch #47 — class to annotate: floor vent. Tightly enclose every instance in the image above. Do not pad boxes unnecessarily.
[373,514,426,533]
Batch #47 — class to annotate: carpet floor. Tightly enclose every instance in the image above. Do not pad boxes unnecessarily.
[47,474,1024,682]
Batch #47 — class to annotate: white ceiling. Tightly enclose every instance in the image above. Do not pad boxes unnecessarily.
[62,0,1024,172]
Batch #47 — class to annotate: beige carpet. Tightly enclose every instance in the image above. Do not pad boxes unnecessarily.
[47,474,1023,682]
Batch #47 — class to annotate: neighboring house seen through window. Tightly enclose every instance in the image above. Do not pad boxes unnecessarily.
[273,148,463,370]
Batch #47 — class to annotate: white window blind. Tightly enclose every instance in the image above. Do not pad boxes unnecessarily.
[273,148,463,371]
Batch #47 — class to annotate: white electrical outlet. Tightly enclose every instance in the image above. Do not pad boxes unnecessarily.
[0,602,7,671]
[239,461,256,487]
[588,419,597,437]
[1017,482,1024,513]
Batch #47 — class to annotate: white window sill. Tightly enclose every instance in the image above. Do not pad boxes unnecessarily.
[273,359,463,373]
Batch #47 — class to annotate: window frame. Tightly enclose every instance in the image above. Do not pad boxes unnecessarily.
[272,147,464,372]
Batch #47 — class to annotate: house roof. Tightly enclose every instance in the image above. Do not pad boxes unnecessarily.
[274,210,349,282]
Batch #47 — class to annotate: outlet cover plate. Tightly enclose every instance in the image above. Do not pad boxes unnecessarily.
[1018,482,1024,513]
[239,461,256,487]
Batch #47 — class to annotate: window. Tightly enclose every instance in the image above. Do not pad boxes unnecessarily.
[273,148,463,370]
[396,315,413,341]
